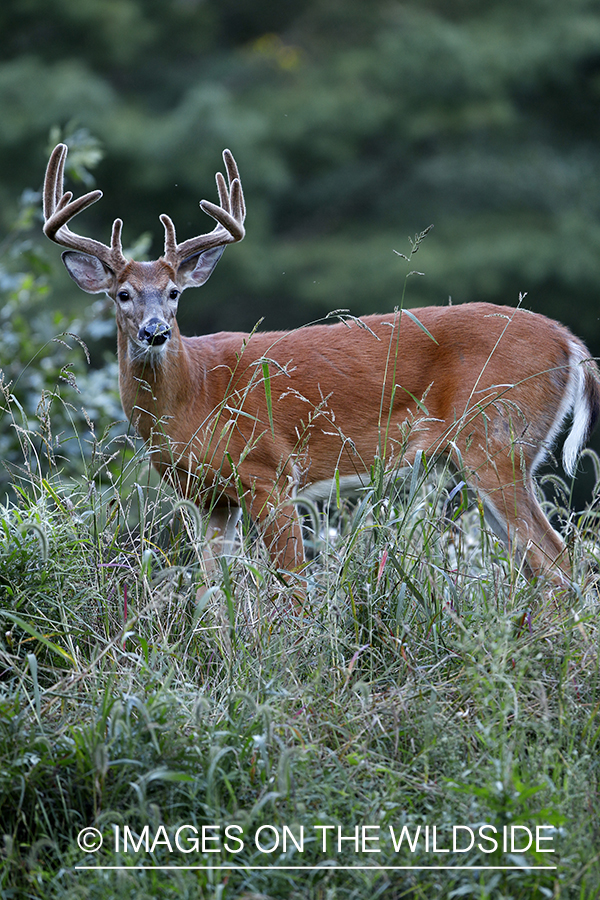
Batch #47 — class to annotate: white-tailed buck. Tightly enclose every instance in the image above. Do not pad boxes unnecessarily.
[43,143,600,588]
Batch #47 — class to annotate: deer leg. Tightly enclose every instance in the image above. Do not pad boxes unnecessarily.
[202,504,242,574]
[247,486,308,607]
[261,504,305,572]
[472,464,571,585]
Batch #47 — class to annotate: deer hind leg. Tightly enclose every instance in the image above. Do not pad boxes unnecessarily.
[471,461,570,585]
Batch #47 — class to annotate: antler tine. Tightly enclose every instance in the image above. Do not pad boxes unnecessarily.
[161,150,246,266]
[223,148,245,220]
[43,144,67,220]
[199,196,245,239]
[229,178,245,227]
[160,213,178,260]
[215,171,231,214]
[42,143,127,271]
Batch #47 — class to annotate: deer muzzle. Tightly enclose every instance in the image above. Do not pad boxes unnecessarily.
[138,318,171,347]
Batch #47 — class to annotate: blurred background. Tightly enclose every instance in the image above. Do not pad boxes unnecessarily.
[2,0,600,495]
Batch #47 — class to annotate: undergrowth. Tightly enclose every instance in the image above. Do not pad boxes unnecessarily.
[1,177,599,896]
[1,375,600,899]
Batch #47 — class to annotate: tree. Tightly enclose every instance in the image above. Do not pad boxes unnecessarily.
[2,0,600,369]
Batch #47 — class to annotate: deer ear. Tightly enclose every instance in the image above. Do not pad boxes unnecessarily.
[62,250,115,294]
[176,246,225,288]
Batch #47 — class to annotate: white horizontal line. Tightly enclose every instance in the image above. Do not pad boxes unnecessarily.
[75,865,557,872]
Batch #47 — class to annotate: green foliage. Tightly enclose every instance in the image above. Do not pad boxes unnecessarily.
[3,0,600,344]
[0,142,124,494]
[4,0,600,467]
[2,5,600,896]
[0,234,598,895]
[1,434,600,898]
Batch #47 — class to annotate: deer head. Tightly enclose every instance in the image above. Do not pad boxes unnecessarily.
[42,143,246,356]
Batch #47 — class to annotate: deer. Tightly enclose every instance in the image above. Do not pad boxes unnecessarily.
[42,142,600,593]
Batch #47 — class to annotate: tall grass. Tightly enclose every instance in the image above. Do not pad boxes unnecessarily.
[1,363,600,900]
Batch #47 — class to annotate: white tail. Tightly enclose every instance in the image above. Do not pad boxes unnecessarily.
[43,144,600,587]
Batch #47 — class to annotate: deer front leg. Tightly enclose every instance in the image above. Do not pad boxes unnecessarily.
[248,482,308,607]
[259,502,305,572]
[239,465,306,572]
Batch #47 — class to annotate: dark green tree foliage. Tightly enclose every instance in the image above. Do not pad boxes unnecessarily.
[1,0,600,340]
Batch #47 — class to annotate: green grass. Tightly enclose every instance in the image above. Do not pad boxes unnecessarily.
[1,404,600,900]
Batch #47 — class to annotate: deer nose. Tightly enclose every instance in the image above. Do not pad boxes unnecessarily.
[138,318,171,346]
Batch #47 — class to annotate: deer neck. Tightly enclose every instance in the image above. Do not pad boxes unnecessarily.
[117,321,193,442]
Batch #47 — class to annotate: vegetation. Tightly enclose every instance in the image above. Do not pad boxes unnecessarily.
[1,377,600,898]
[1,191,600,898]
[2,2,600,897]
[3,0,600,342]
[3,0,600,493]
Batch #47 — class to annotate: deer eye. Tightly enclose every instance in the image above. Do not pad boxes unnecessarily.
[117,290,131,303]
[168,289,180,300]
